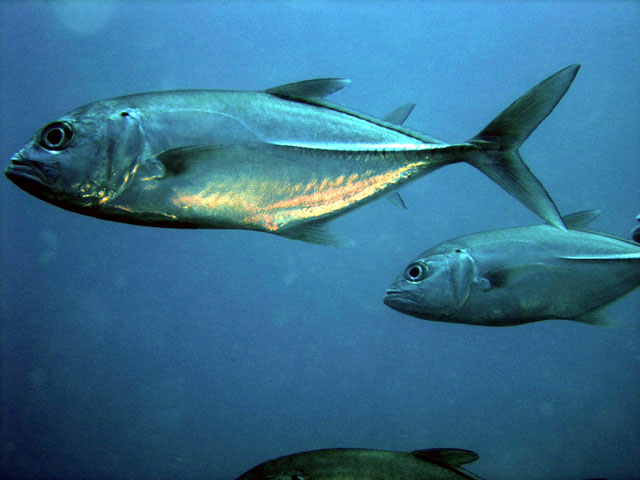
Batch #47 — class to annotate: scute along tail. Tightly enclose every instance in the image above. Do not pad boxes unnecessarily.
[467,65,580,230]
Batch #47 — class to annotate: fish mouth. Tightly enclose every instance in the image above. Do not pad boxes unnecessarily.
[5,157,61,185]
[384,288,424,314]
[383,289,406,308]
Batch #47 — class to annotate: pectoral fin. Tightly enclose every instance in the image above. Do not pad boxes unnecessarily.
[155,145,268,176]
[154,146,205,176]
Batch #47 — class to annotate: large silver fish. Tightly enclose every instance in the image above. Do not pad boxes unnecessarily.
[235,447,484,480]
[5,66,579,245]
[384,211,640,326]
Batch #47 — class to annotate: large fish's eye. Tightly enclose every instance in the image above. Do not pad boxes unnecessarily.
[40,121,74,151]
[404,262,427,283]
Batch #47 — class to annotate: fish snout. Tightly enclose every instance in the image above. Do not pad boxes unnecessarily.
[5,156,61,185]
[383,288,407,308]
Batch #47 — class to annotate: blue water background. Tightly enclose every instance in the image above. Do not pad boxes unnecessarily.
[1,2,639,479]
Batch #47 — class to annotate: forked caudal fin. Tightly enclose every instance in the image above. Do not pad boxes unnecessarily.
[467,65,581,230]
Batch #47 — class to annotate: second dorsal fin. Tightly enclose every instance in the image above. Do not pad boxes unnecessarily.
[383,103,416,125]
[561,210,600,229]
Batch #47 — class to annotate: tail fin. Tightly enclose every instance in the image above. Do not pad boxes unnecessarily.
[467,65,580,230]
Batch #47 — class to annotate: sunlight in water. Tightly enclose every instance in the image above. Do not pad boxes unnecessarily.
[51,1,117,35]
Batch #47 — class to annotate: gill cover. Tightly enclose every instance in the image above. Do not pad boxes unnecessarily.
[103,110,146,199]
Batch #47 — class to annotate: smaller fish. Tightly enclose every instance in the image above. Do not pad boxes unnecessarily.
[235,447,484,480]
[632,213,640,242]
[384,211,640,326]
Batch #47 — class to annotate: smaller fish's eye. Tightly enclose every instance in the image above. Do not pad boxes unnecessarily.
[40,122,74,151]
[405,262,427,282]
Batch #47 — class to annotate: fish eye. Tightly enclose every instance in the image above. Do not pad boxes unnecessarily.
[404,262,427,282]
[39,121,74,151]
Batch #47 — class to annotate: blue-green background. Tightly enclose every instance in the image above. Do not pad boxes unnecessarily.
[1,2,638,479]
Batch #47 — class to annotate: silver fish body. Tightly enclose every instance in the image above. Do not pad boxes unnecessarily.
[384,211,640,326]
[235,447,484,480]
[5,67,579,244]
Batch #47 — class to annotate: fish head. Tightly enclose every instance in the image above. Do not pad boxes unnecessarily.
[5,101,147,214]
[384,247,476,320]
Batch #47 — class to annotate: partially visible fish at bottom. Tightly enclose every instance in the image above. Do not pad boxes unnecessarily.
[234,447,485,480]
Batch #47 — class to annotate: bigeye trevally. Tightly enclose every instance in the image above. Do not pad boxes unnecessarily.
[5,66,579,245]
[384,211,640,326]
[235,447,484,480]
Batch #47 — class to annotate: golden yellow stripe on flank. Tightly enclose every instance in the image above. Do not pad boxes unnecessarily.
[171,158,427,232]
[172,189,251,212]
[245,159,428,231]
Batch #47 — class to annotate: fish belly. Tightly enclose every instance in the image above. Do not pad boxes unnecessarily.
[104,144,430,233]
[162,145,431,232]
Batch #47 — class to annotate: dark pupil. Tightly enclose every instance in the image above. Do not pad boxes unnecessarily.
[46,127,64,146]
[408,265,422,279]
[40,122,73,151]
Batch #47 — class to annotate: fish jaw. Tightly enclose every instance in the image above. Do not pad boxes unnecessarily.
[383,287,445,321]
[5,154,63,200]
[383,288,427,317]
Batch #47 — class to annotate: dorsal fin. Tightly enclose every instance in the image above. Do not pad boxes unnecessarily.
[383,103,416,125]
[266,78,350,100]
[562,210,600,228]
[411,448,479,467]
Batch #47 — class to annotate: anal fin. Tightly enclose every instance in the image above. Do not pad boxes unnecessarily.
[387,191,408,210]
[573,306,611,327]
[277,220,354,246]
